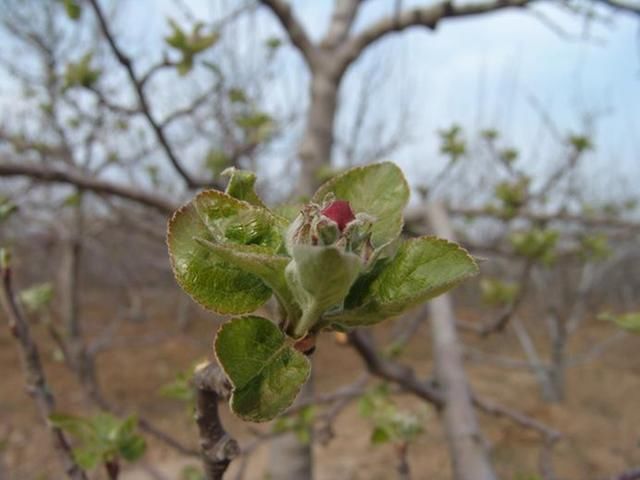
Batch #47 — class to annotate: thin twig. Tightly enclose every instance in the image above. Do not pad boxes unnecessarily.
[87,0,207,189]
[193,362,240,480]
[0,262,88,480]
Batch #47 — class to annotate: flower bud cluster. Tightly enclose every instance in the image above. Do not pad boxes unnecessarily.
[287,194,376,264]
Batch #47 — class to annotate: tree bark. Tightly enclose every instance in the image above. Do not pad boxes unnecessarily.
[60,192,99,398]
[193,363,239,480]
[425,203,497,480]
[296,68,340,196]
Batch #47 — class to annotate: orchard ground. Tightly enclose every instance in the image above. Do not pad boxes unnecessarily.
[1,288,638,480]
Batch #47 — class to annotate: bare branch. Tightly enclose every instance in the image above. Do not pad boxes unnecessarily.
[479,260,534,336]
[87,0,206,188]
[258,0,316,65]
[0,162,176,214]
[348,330,444,407]
[473,395,561,441]
[193,362,240,480]
[338,0,532,72]
[0,263,88,480]
[322,0,362,49]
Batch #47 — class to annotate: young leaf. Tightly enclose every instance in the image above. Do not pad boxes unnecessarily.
[285,245,361,337]
[49,413,93,439]
[600,312,640,333]
[73,448,101,469]
[222,167,266,208]
[312,162,409,248]
[327,236,478,327]
[168,190,283,314]
[19,283,54,313]
[63,0,82,20]
[215,316,311,422]
[195,239,300,324]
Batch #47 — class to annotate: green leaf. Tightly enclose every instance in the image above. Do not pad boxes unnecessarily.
[159,371,194,403]
[312,162,409,248]
[371,426,392,445]
[228,88,248,103]
[181,465,205,480]
[165,20,188,49]
[480,278,518,307]
[509,229,558,264]
[0,197,17,223]
[63,53,101,90]
[439,124,466,161]
[285,245,361,337]
[195,238,300,324]
[168,190,283,314]
[327,236,478,327]
[19,283,53,313]
[63,0,82,20]
[118,434,146,462]
[600,312,640,333]
[49,413,93,439]
[73,448,101,469]
[215,316,311,422]
[222,167,266,208]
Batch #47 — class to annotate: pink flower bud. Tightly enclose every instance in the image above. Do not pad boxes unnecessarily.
[321,200,356,232]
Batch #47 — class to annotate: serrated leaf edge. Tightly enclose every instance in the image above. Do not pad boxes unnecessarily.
[213,316,311,422]
[166,190,279,315]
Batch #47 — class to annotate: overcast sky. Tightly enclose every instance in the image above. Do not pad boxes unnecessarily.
[126,0,640,196]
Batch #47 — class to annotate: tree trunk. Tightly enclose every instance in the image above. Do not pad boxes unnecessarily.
[426,203,497,480]
[59,192,99,397]
[296,68,339,197]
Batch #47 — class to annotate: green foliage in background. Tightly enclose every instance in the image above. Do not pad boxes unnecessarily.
[358,384,425,446]
[272,405,316,444]
[49,412,146,470]
[480,278,518,307]
[599,312,640,333]
[63,53,101,90]
[509,228,558,265]
[165,20,219,75]
[19,283,54,314]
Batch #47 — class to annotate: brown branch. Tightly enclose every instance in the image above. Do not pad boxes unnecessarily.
[285,373,370,415]
[321,0,362,49]
[473,395,561,479]
[346,316,563,475]
[193,362,240,480]
[348,327,562,476]
[258,0,316,65]
[348,330,444,407]
[0,162,176,214]
[337,0,532,72]
[0,262,88,480]
[473,395,561,441]
[87,0,206,189]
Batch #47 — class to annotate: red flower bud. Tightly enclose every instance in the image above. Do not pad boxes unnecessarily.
[321,200,356,232]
